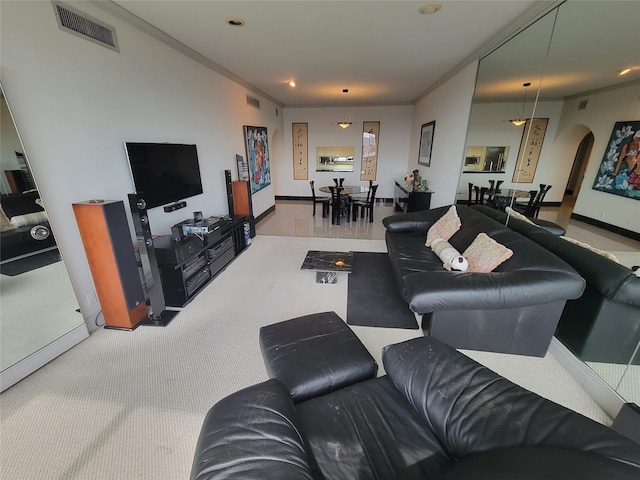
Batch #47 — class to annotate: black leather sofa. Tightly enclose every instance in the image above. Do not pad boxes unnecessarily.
[382,205,586,356]
[471,204,640,365]
[1,191,56,261]
[190,336,640,480]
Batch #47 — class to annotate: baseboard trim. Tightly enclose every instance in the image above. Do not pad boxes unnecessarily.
[255,205,275,224]
[0,323,89,393]
[549,337,625,420]
[570,213,640,241]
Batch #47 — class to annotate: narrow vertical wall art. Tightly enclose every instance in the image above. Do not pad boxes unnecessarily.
[512,118,548,183]
[361,121,380,181]
[292,122,308,180]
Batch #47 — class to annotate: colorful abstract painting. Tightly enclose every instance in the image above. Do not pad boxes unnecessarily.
[243,125,272,194]
[592,121,640,201]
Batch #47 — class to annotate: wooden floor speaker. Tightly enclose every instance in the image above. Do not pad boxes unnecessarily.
[73,200,147,330]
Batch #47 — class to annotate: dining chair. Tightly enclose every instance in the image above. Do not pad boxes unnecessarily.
[310,180,330,218]
[351,180,373,201]
[495,180,504,190]
[352,184,378,223]
[531,184,552,217]
[511,190,538,217]
[467,183,484,205]
[328,186,349,225]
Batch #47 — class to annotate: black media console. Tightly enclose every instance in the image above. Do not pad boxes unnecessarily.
[153,217,247,307]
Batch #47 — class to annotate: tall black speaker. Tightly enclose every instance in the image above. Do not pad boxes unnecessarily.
[128,193,178,326]
[225,169,234,216]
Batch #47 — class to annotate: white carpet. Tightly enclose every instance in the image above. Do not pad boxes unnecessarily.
[0,235,610,479]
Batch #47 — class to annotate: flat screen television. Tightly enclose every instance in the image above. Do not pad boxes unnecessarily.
[125,143,204,209]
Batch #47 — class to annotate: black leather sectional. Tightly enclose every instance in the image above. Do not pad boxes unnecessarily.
[190,335,640,480]
[471,204,640,365]
[382,205,586,356]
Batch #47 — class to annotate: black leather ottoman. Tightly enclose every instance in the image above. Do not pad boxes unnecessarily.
[259,311,377,403]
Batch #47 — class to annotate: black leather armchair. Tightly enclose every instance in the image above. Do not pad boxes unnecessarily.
[191,336,640,480]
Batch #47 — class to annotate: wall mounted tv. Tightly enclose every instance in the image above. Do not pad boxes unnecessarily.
[125,143,204,209]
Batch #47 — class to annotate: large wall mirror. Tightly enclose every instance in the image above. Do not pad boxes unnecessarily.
[0,83,87,392]
[316,146,355,172]
[459,0,639,410]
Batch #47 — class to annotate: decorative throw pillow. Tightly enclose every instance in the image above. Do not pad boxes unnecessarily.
[431,237,468,271]
[561,236,619,263]
[9,211,48,227]
[505,206,537,226]
[0,205,17,232]
[463,232,513,273]
[425,205,462,247]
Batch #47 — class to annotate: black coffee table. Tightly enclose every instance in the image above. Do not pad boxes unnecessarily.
[301,250,353,283]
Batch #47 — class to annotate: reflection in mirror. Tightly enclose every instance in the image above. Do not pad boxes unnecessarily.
[464,146,509,173]
[316,146,355,172]
[459,0,640,410]
[0,83,86,391]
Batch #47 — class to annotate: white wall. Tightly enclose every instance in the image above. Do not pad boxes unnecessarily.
[1,1,280,330]
[558,83,640,233]
[281,106,413,199]
[459,100,564,202]
[410,63,478,208]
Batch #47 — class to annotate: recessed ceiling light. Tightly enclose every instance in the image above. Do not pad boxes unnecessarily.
[226,17,245,27]
[288,80,296,87]
[418,3,442,15]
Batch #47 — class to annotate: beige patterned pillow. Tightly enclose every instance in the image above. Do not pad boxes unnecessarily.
[426,205,462,247]
[505,206,537,226]
[463,232,513,273]
[0,205,17,232]
[561,236,619,263]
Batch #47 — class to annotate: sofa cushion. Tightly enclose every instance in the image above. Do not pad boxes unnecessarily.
[435,446,640,480]
[463,232,513,272]
[296,376,453,480]
[426,205,461,247]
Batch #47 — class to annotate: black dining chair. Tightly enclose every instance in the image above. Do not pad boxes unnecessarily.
[310,180,330,217]
[467,183,476,206]
[328,186,350,225]
[512,190,539,217]
[352,184,378,223]
[351,180,373,201]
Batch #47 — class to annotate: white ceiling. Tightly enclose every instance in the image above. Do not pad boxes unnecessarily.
[108,0,640,107]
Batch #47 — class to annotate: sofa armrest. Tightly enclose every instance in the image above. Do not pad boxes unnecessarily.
[382,206,450,233]
[190,379,313,480]
[382,336,640,465]
[403,270,585,314]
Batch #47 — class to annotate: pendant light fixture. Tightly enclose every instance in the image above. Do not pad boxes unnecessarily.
[506,82,531,126]
[331,88,358,129]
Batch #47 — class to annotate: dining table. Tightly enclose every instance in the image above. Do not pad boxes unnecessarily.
[318,185,366,195]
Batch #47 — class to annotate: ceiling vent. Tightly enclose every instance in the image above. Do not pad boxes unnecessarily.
[578,100,588,110]
[246,95,261,109]
[52,1,119,52]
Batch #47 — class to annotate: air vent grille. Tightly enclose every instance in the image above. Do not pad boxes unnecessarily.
[53,1,119,52]
[578,100,588,110]
[246,95,261,109]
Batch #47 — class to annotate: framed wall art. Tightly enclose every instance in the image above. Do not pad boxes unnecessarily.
[243,125,271,194]
[292,122,308,180]
[592,120,640,200]
[418,121,435,167]
[361,121,380,181]
[512,118,548,183]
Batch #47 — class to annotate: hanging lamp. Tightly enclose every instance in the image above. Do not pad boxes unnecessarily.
[331,89,358,129]
[505,82,531,126]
